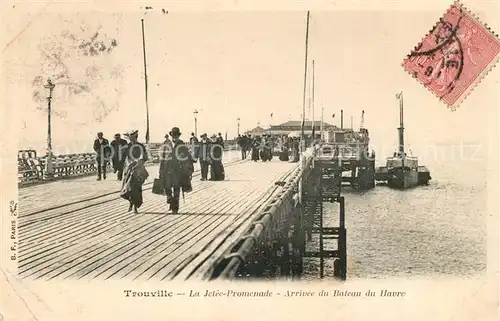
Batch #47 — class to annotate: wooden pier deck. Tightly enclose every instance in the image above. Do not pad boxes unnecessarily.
[18,157,299,281]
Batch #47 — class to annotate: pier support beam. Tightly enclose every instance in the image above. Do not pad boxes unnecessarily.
[299,157,347,280]
[333,196,347,279]
[290,202,304,277]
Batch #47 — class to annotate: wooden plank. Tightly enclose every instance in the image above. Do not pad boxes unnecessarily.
[18,185,227,277]
[79,185,242,280]
[17,161,242,257]
[165,165,298,280]
[18,159,245,236]
[18,153,240,217]
[172,164,298,280]
[133,174,285,281]
[18,159,297,280]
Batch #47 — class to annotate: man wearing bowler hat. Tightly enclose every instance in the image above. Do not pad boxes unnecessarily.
[159,127,194,214]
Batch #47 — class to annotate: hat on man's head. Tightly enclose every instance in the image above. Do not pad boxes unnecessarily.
[201,133,207,138]
[114,133,121,137]
[164,133,170,138]
[97,132,103,136]
[210,134,217,138]
[170,127,181,137]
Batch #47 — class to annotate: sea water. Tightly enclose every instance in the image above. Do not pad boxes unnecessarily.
[303,156,489,279]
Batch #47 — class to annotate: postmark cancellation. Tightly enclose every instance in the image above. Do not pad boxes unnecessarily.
[402,1,500,109]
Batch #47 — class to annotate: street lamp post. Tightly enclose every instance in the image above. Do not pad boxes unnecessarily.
[193,109,199,137]
[43,79,55,180]
[237,117,240,136]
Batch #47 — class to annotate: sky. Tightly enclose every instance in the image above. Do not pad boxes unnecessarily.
[2,2,499,165]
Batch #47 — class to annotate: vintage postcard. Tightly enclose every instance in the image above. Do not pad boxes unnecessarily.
[1,0,498,320]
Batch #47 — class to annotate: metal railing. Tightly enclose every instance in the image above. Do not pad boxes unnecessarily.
[209,156,314,279]
[17,144,238,186]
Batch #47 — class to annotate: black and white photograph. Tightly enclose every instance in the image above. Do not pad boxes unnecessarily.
[1,0,499,320]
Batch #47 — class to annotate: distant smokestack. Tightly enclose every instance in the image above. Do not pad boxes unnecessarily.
[340,110,344,129]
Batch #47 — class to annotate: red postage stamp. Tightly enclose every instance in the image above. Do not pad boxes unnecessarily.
[402,1,500,109]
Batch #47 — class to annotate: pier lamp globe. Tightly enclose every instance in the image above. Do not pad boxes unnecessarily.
[43,78,56,179]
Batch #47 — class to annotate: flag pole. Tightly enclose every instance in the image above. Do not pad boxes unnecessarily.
[311,59,315,138]
[269,113,273,139]
[300,11,310,154]
[299,11,310,205]
[397,91,405,156]
[320,106,324,141]
[141,18,151,144]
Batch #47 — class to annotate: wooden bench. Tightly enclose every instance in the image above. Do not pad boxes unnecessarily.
[18,150,42,185]
[39,153,113,179]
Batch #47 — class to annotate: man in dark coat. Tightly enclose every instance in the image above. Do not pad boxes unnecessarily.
[93,132,111,180]
[237,134,248,160]
[159,127,194,214]
[197,133,211,181]
[189,132,199,162]
[236,134,243,158]
[216,132,224,148]
[245,134,253,155]
[110,133,127,180]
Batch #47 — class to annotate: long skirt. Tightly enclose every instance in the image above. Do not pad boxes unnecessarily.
[211,160,225,181]
[289,147,299,163]
[120,163,148,208]
[251,147,260,161]
[260,148,272,162]
[279,149,289,161]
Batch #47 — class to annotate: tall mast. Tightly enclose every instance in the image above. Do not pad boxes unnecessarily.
[397,91,404,155]
[299,11,310,205]
[311,59,315,137]
[141,19,150,144]
[320,105,324,141]
[300,11,310,154]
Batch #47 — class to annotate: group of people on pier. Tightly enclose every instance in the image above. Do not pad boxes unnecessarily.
[92,128,227,215]
[236,134,300,163]
[92,128,306,215]
[165,131,226,182]
[236,134,273,162]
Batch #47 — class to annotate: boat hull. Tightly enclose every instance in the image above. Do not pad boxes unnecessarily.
[417,166,431,185]
[387,167,419,189]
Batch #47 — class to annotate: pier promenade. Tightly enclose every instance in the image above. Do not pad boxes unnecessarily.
[17,144,358,281]
[18,153,302,281]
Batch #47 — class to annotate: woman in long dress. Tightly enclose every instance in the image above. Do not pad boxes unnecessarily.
[209,134,225,181]
[251,136,261,162]
[120,130,149,213]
